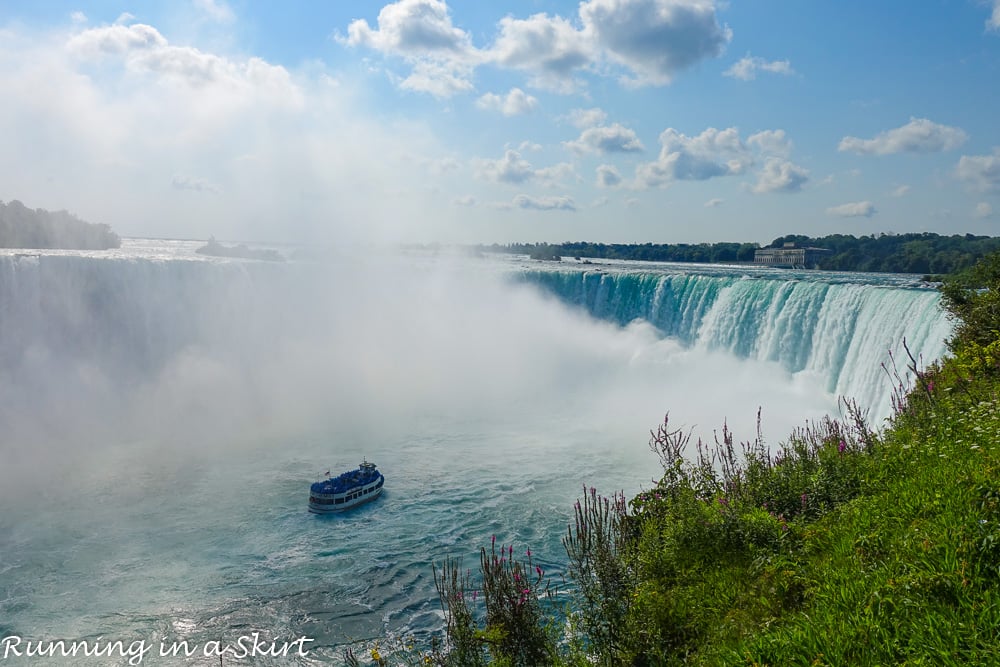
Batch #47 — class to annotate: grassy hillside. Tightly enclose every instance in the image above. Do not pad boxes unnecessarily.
[365,252,1000,666]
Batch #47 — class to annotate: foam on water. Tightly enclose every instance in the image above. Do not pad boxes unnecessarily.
[0,243,952,663]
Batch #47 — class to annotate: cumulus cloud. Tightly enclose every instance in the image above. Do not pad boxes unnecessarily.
[752,158,809,193]
[956,149,1000,192]
[342,0,477,96]
[489,13,593,92]
[988,1,1000,31]
[723,55,794,80]
[399,59,475,96]
[0,18,474,244]
[473,150,574,186]
[475,88,538,115]
[66,23,302,105]
[67,23,168,56]
[891,184,911,197]
[747,129,792,157]
[344,0,473,57]
[974,202,994,218]
[596,164,622,187]
[509,194,577,211]
[838,117,967,155]
[346,0,731,95]
[579,0,732,86]
[474,150,535,184]
[565,123,644,155]
[634,127,750,188]
[172,174,220,193]
[704,198,723,207]
[826,201,876,218]
[536,162,577,185]
[565,107,608,129]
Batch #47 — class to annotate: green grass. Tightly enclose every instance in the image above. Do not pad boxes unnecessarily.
[382,253,1000,666]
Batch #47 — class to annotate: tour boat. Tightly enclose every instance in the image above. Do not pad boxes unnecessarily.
[308,459,384,514]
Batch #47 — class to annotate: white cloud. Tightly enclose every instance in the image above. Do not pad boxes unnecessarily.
[473,150,574,186]
[956,149,1000,192]
[192,0,235,24]
[511,194,577,211]
[752,158,809,193]
[342,0,731,97]
[747,129,792,157]
[566,107,608,129]
[475,88,538,116]
[634,126,750,188]
[988,1,1000,31]
[172,174,220,193]
[344,0,473,57]
[826,201,876,218]
[838,117,967,155]
[70,11,88,24]
[488,13,593,92]
[0,20,469,244]
[66,23,302,107]
[579,0,732,86]
[596,164,622,188]
[474,150,535,184]
[342,0,478,96]
[452,195,477,207]
[974,202,993,218]
[724,55,794,81]
[591,196,609,208]
[704,198,723,207]
[68,23,168,56]
[534,162,577,186]
[891,184,911,197]
[400,59,474,96]
[565,123,644,155]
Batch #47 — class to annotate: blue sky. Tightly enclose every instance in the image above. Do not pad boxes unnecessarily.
[1,0,998,245]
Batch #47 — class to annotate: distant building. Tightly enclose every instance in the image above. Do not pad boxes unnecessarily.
[754,243,832,269]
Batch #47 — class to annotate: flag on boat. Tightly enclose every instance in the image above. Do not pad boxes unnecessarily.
[325,470,330,477]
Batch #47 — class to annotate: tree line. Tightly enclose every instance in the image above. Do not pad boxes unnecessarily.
[481,232,1000,275]
[0,200,121,250]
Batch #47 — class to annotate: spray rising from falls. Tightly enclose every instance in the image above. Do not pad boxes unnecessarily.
[516,265,953,420]
[0,245,957,649]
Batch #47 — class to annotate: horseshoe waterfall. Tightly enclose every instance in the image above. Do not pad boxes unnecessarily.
[0,242,952,662]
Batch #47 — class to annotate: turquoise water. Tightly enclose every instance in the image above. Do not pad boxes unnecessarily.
[0,243,952,664]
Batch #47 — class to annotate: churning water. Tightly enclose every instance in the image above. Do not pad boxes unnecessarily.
[0,241,951,664]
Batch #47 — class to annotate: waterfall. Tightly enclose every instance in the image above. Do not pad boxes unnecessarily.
[516,266,953,419]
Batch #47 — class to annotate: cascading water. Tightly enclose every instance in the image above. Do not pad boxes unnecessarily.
[0,243,954,663]
[516,263,952,420]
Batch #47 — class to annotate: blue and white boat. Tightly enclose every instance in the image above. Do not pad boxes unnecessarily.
[308,459,384,514]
